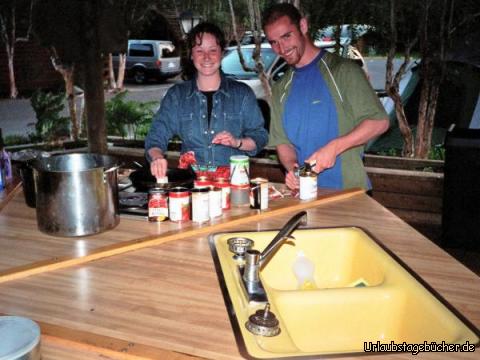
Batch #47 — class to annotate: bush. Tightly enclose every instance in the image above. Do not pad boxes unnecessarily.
[105,91,158,140]
[30,90,70,142]
[4,134,41,146]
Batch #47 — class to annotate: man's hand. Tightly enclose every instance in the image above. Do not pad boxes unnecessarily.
[150,156,168,179]
[306,140,339,173]
[285,166,299,190]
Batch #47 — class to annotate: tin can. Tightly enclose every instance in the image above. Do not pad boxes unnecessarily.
[230,155,249,186]
[249,178,269,210]
[194,176,212,189]
[209,187,222,219]
[148,187,169,222]
[299,169,318,200]
[214,178,231,210]
[191,187,210,223]
[169,187,190,222]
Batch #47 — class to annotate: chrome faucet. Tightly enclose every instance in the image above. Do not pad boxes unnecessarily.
[241,211,308,301]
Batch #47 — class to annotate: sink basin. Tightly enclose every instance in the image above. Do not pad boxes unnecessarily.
[209,227,479,358]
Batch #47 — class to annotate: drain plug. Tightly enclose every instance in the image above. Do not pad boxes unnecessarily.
[227,237,254,260]
[245,303,281,337]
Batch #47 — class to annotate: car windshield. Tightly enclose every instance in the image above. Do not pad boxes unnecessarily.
[222,48,277,79]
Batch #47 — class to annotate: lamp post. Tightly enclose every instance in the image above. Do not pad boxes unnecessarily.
[179,10,202,37]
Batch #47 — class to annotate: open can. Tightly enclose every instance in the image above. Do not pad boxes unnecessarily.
[250,177,269,210]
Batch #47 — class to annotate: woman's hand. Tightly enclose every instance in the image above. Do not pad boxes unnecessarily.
[150,157,168,179]
[212,131,241,148]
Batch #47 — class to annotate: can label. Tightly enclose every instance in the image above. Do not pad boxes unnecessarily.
[214,178,231,210]
[230,155,249,186]
[169,188,190,222]
[299,175,317,200]
[148,188,168,222]
[250,178,269,210]
[191,188,210,223]
[209,187,222,219]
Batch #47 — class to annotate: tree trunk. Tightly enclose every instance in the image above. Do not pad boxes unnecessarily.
[84,52,107,154]
[386,0,415,157]
[64,69,79,141]
[416,75,440,158]
[116,53,126,90]
[416,62,430,158]
[5,44,18,99]
[392,91,414,156]
[80,1,107,154]
[107,53,117,91]
[50,56,79,141]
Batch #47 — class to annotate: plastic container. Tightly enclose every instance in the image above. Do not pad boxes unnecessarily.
[0,316,41,360]
[292,251,317,290]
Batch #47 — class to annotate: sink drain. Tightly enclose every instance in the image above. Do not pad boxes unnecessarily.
[245,303,281,337]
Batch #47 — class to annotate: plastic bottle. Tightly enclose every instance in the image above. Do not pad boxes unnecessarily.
[292,251,317,290]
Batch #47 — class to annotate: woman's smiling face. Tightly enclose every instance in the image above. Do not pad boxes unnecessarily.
[191,32,223,78]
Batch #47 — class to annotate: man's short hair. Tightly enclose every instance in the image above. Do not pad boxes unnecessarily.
[262,3,303,30]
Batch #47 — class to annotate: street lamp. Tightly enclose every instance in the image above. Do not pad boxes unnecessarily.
[179,10,202,36]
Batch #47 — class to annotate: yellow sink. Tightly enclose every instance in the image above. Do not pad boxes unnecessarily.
[209,227,479,358]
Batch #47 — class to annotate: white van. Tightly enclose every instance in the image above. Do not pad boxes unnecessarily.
[114,40,182,84]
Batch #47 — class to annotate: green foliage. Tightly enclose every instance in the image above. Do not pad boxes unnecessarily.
[374,144,445,161]
[4,133,41,146]
[377,147,401,157]
[30,90,70,142]
[428,145,445,161]
[105,91,158,140]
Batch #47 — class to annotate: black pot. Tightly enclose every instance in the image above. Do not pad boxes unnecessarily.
[129,167,196,192]
[11,150,52,208]
[18,160,36,207]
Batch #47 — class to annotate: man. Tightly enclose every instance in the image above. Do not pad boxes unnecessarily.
[262,3,389,190]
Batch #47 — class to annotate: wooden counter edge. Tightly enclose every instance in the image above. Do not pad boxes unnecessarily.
[0,180,22,212]
[0,188,365,284]
[40,323,203,360]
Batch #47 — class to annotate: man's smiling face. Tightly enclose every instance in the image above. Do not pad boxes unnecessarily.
[265,15,308,67]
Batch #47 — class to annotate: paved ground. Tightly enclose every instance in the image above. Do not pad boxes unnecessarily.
[0,58,404,138]
[0,78,181,138]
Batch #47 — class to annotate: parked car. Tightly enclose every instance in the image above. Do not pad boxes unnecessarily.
[113,40,182,84]
[221,44,287,129]
[314,24,374,48]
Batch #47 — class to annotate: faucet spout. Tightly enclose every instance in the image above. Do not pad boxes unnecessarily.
[240,211,308,302]
[242,211,307,286]
[259,211,307,268]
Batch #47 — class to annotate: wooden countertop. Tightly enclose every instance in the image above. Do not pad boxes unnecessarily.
[0,184,479,359]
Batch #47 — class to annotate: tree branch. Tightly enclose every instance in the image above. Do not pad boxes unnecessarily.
[448,11,480,36]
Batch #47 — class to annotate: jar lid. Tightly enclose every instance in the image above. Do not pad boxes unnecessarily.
[149,186,168,194]
[191,187,209,193]
[0,316,41,360]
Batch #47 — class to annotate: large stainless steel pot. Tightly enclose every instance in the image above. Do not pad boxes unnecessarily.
[33,153,120,237]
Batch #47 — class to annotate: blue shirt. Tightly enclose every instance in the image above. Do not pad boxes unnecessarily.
[145,74,268,166]
[283,51,343,189]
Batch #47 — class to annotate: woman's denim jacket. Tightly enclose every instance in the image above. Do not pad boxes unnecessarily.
[145,74,268,166]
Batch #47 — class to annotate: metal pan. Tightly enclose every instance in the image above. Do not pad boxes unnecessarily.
[129,167,196,192]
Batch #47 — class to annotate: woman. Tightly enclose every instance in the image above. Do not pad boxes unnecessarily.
[145,22,268,179]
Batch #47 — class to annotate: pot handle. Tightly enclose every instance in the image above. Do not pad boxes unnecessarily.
[103,164,122,183]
